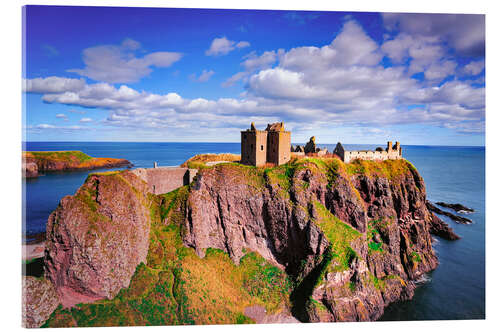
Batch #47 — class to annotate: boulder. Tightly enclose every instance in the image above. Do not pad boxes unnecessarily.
[44,170,151,307]
[22,277,60,328]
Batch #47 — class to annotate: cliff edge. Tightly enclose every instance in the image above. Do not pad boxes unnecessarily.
[33,156,457,326]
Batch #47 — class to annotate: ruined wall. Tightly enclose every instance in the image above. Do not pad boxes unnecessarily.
[131,167,198,194]
[344,150,402,163]
[267,131,291,165]
[241,130,268,166]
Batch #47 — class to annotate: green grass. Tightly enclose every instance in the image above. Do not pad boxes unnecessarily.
[366,219,384,254]
[311,201,361,272]
[411,251,422,263]
[25,151,93,163]
[44,182,290,327]
[345,158,414,180]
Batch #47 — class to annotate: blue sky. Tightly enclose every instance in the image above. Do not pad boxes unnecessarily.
[23,6,485,145]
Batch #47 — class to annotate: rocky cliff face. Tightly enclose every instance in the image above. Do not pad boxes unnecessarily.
[38,156,457,325]
[183,158,455,321]
[44,171,151,308]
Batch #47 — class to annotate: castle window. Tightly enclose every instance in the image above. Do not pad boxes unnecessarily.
[251,144,254,149]
[261,145,264,151]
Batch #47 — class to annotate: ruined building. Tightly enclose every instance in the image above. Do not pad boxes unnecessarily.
[241,122,291,166]
[333,141,402,163]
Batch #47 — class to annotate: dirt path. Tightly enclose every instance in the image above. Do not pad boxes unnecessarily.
[244,305,300,324]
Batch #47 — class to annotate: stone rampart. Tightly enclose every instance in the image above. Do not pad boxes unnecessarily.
[344,150,401,163]
[131,167,198,194]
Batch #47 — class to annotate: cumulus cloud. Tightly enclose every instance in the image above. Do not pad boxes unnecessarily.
[67,39,182,83]
[463,60,485,76]
[205,37,250,56]
[382,13,485,56]
[222,50,281,87]
[23,76,86,93]
[80,117,93,123]
[25,18,485,138]
[190,69,215,82]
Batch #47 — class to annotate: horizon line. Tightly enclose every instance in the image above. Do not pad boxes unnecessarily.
[22,141,486,148]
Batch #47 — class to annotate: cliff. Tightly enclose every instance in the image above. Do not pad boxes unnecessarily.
[23,151,131,177]
[33,157,457,327]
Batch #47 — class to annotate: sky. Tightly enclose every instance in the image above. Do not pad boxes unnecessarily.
[22,6,485,145]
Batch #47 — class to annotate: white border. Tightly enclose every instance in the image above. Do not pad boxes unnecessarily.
[2,1,498,333]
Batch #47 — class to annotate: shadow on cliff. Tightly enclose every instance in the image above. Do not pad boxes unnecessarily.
[23,257,44,278]
[290,247,333,322]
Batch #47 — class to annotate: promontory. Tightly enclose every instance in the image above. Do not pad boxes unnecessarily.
[23,154,459,327]
[22,151,131,178]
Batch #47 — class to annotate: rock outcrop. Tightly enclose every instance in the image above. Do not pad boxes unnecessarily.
[44,170,151,307]
[304,136,317,154]
[435,201,474,213]
[23,160,38,178]
[23,151,131,177]
[182,158,457,322]
[22,276,60,328]
[427,201,472,224]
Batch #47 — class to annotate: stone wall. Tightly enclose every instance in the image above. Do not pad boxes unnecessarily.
[267,130,291,165]
[241,130,268,166]
[343,150,401,163]
[131,167,198,194]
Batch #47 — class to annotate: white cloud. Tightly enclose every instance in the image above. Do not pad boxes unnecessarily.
[236,41,250,49]
[25,19,484,138]
[463,60,485,76]
[23,76,86,93]
[382,13,484,56]
[205,37,250,56]
[80,117,93,123]
[31,124,85,131]
[67,39,182,83]
[190,69,215,82]
[222,50,281,87]
[55,113,67,119]
[424,60,457,82]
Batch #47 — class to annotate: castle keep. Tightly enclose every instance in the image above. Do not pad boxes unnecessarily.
[241,122,291,166]
[333,141,402,163]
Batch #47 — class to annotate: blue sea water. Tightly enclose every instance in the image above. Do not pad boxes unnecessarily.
[22,142,485,321]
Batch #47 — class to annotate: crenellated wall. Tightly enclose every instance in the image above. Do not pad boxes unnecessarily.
[131,167,198,194]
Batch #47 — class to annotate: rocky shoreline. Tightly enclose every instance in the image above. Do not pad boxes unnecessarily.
[23,156,460,327]
[426,201,473,224]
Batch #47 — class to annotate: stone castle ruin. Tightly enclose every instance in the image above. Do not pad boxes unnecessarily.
[132,124,402,195]
[333,141,402,163]
[291,136,328,157]
[241,122,291,166]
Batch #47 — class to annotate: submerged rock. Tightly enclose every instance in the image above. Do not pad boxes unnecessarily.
[435,202,474,213]
[426,201,473,224]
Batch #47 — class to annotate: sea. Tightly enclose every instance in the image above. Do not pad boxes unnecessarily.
[22,142,485,321]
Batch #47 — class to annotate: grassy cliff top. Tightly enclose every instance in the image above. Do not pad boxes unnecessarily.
[182,153,416,181]
[24,151,93,163]
[180,153,241,169]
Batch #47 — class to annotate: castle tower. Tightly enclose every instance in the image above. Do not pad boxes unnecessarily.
[394,141,402,156]
[386,141,393,153]
[241,122,268,166]
[266,122,291,165]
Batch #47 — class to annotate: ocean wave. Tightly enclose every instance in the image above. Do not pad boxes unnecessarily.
[414,274,431,284]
